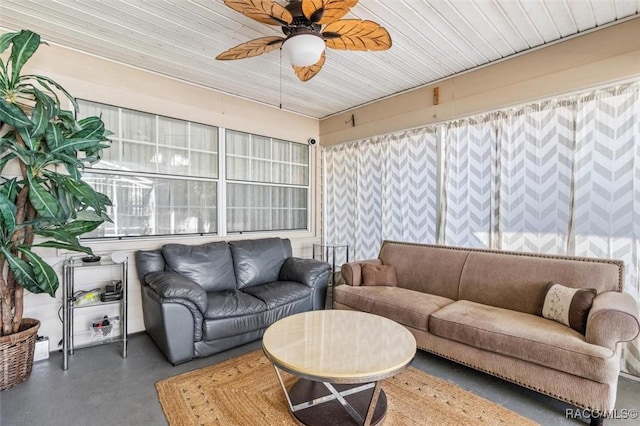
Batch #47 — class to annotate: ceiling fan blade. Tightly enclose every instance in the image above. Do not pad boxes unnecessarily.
[323,19,391,51]
[216,36,284,60]
[292,52,326,81]
[301,0,358,25]
[223,0,293,26]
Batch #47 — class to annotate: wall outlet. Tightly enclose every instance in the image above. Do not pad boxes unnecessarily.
[34,336,49,362]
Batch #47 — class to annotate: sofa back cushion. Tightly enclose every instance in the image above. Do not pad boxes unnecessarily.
[459,251,623,315]
[378,241,468,300]
[229,238,292,289]
[135,249,166,285]
[162,242,237,292]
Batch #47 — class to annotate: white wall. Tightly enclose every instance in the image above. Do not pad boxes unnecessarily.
[1,41,322,354]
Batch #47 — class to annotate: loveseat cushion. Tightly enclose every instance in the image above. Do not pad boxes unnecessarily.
[229,238,292,289]
[202,291,268,341]
[135,249,166,284]
[243,281,311,309]
[333,285,453,331]
[162,242,237,292]
[429,300,617,383]
[204,290,266,320]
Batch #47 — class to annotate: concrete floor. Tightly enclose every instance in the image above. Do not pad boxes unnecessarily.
[1,333,639,426]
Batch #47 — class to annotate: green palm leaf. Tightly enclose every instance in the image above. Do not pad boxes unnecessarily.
[0,192,17,237]
[30,98,50,136]
[16,248,58,296]
[32,241,93,256]
[61,176,105,212]
[44,122,64,151]
[17,127,39,151]
[0,151,17,172]
[25,74,78,113]
[29,86,57,120]
[61,220,103,236]
[9,30,40,86]
[0,99,32,127]
[75,116,105,139]
[0,32,18,54]
[51,137,105,155]
[33,227,77,243]
[26,171,63,220]
[0,246,41,294]
[0,177,18,201]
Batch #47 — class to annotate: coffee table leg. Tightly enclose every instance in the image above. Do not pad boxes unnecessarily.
[363,381,383,425]
[324,382,365,424]
[271,365,386,426]
[272,365,296,412]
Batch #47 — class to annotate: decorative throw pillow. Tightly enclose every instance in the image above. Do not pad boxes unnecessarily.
[361,264,397,287]
[540,283,597,334]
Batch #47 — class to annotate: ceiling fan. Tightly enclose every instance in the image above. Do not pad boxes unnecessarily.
[216,0,392,81]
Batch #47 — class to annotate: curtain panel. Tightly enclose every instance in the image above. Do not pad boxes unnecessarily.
[322,81,640,376]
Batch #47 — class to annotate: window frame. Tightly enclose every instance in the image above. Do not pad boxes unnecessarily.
[76,100,312,240]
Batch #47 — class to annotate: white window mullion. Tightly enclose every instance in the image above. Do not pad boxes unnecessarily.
[218,127,227,237]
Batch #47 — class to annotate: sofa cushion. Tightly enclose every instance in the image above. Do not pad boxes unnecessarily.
[333,285,453,331]
[162,242,236,292]
[429,300,616,383]
[135,249,165,284]
[243,281,311,309]
[204,290,266,320]
[458,251,623,315]
[379,241,467,299]
[202,311,268,341]
[229,238,292,289]
[540,283,596,334]
[361,264,397,287]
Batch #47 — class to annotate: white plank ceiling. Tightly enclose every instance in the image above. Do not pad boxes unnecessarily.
[1,0,638,119]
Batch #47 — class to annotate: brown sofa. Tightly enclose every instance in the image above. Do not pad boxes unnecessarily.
[335,241,640,424]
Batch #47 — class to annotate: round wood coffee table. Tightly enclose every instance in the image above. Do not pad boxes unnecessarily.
[263,310,416,426]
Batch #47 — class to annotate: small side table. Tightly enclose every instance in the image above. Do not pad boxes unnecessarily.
[312,243,349,308]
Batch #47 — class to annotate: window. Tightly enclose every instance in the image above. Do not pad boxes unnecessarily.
[78,101,218,237]
[77,101,310,238]
[225,130,309,232]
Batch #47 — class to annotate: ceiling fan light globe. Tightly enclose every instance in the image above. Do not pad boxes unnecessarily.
[282,33,325,67]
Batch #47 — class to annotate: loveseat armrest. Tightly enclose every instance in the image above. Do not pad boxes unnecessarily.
[145,271,208,314]
[279,257,331,289]
[586,291,640,350]
[340,259,382,286]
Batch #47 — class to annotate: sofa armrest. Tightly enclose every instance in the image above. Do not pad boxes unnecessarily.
[279,257,331,289]
[144,271,208,314]
[586,291,640,350]
[340,259,382,286]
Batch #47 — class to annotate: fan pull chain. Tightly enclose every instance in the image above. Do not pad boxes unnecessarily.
[279,48,283,110]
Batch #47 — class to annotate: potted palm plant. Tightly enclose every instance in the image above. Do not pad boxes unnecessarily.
[0,29,112,389]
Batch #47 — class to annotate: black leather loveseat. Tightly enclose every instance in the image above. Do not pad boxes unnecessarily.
[135,237,330,364]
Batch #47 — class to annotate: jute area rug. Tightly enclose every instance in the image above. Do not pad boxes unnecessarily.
[156,350,538,426]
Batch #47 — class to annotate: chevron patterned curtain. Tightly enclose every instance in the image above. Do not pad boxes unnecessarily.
[498,102,574,254]
[355,139,386,259]
[570,86,640,375]
[323,81,640,376]
[383,128,438,244]
[323,128,439,260]
[323,142,358,250]
[442,117,498,248]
